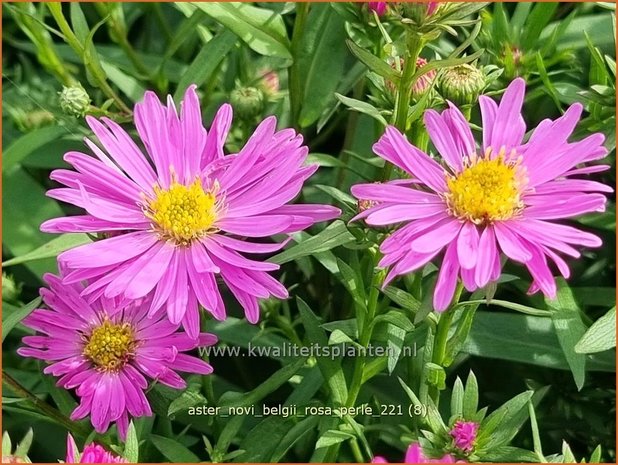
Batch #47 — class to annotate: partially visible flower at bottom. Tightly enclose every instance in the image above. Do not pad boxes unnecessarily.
[372,442,463,463]
[66,434,127,463]
[18,273,217,440]
[449,420,479,452]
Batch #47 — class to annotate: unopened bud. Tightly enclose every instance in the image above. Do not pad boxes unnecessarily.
[58,84,91,117]
[230,86,265,120]
[2,273,21,304]
[439,63,486,105]
[411,57,437,98]
[385,57,436,99]
[367,2,388,16]
[258,68,280,96]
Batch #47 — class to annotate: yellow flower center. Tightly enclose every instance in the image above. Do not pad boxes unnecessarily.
[146,179,219,245]
[83,320,135,372]
[445,151,524,224]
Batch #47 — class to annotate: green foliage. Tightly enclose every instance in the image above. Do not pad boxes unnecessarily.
[2,2,614,463]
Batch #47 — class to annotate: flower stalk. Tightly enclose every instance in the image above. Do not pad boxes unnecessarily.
[2,370,111,448]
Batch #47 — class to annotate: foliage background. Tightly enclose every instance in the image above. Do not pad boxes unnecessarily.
[1,2,616,463]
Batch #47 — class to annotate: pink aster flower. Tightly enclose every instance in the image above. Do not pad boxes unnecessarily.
[371,442,461,463]
[352,78,610,310]
[449,420,478,452]
[65,434,127,463]
[41,85,340,337]
[17,273,217,439]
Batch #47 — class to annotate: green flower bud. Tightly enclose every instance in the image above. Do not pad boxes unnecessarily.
[230,86,265,120]
[439,63,486,105]
[2,273,22,304]
[58,84,91,117]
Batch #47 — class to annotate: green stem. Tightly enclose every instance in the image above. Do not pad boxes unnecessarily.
[350,438,365,463]
[3,371,112,447]
[47,3,132,114]
[428,283,464,404]
[288,2,310,130]
[383,31,423,181]
[346,257,384,408]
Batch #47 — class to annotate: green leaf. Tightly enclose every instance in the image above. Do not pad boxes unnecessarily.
[297,4,347,127]
[372,311,415,333]
[335,93,388,126]
[462,311,614,372]
[237,417,296,462]
[13,429,33,458]
[123,422,139,462]
[346,39,399,82]
[220,358,307,409]
[100,60,146,101]
[328,329,356,346]
[69,3,90,44]
[315,185,358,211]
[385,324,406,374]
[192,2,291,59]
[2,432,11,455]
[382,286,422,314]
[2,298,41,342]
[336,257,367,310]
[3,126,67,173]
[398,377,447,434]
[520,2,559,50]
[315,429,355,449]
[270,221,356,265]
[150,435,199,462]
[2,233,92,267]
[270,416,321,462]
[167,388,208,416]
[462,371,479,420]
[546,281,588,390]
[561,441,577,463]
[575,307,616,354]
[450,377,464,420]
[298,298,348,405]
[476,390,534,450]
[173,29,237,100]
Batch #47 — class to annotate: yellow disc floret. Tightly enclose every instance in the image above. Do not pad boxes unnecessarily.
[445,151,524,224]
[83,319,135,372]
[146,179,219,245]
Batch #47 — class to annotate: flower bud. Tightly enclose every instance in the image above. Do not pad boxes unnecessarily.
[258,68,280,96]
[385,57,436,99]
[58,84,91,118]
[411,57,437,98]
[400,2,438,23]
[2,273,21,304]
[439,63,486,105]
[367,2,388,16]
[449,420,479,452]
[230,86,265,120]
